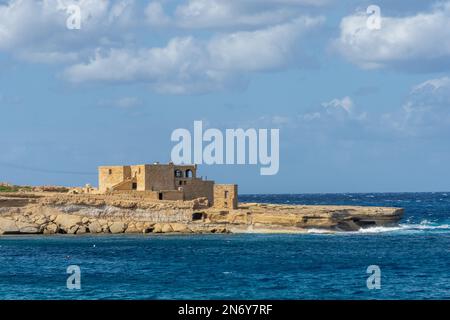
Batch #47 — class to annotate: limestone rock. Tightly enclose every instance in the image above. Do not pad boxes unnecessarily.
[43,223,59,234]
[161,223,173,233]
[153,223,164,233]
[0,217,19,234]
[124,224,140,233]
[17,222,41,234]
[54,214,82,232]
[88,221,102,233]
[171,223,191,233]
[110,221,126,233]
[35,217,49,225]
[67,225,79,234]
[76,226,88,234]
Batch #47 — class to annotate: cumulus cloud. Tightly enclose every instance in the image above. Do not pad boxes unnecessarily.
[0,0,136,63]
[146,0,331,28]
[383,77,450,136]
[322,96,353,113]
[251,96,368,133]
[65,16,324,93]
[334,2,450,71]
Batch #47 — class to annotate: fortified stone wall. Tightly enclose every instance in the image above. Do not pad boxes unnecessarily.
[183,179,214,204]
[144,165,175,191]
[130,165,146,191]
[159,190,184,201]
[99,166,131,192]
[214,184,238,209]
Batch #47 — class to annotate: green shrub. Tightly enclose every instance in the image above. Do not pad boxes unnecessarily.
[0,185,19,192]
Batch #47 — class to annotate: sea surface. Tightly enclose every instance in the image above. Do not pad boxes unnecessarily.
[0,192,449,300]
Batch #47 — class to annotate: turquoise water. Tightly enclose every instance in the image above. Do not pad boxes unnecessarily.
[0,192,449,300]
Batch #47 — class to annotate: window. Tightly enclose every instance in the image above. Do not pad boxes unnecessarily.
[132,182,137,190]
[185,169,193,178]
[224,190,229,198]
[158,192,163,200]
[192,212,203,221]
[174,169,183,178]
[108,169,112,175]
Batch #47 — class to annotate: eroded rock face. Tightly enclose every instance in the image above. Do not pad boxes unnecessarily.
[109,222,126,234]
[88,221,102,233]
[0,217,20,234]
[0,193,404,235]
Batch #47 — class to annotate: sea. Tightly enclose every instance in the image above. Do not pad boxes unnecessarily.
[0,192,449,300]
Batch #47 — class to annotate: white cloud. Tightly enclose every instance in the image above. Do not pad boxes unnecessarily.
[334,2,450,71]
[322,96,353,113]
[411,76,450,93]
[382,77,450,136]
[146,0,330,29]
[65,16,324,93]
[145,1,170,27]
[0,0,136,63]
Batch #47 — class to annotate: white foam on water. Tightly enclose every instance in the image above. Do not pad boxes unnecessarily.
[306,228,335,234]
[356,226,403,233]
[304,220,450,235]
[354,221,450,234]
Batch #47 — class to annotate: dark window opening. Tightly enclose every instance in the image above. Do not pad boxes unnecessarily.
[185,169,193,178]
[179,181,183,185]
[224,190,229,198]
[158,192,163,200]
[132,182,137,190]
[174,169,183,178]
[192,212,203,221]
[108,169,112,175]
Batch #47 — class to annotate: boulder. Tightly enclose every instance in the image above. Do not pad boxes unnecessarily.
[161,223,173,233]
[109,221,126,234]
[153,223,163,233]
[76,226,88,234]
[171,223,191,233]
[43,223,59,234]
[124,224,140,233]
[35,217,49,225]
[54,214,82,232]
[0,217,19,234]
[67,225,79,234]
[16,222,41,234]
[88,221,102,233]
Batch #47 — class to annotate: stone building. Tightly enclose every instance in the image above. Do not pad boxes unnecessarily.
[98,163,238,209]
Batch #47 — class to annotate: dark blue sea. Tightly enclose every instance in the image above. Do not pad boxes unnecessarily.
[1,193,449,300]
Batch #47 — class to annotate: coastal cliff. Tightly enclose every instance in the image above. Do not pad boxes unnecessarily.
[0,192,404,235]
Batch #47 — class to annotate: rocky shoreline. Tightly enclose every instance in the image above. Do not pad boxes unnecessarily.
[0,192,404,235]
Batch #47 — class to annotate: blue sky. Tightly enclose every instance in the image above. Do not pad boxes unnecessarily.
[1,0,450,193]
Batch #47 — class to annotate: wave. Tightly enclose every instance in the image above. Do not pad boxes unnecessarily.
[305,221,450,235]
[353,221,450,234]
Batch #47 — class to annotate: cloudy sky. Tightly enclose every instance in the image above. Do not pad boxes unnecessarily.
[1,0,450,193]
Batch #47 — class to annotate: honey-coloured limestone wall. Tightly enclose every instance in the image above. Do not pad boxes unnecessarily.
[213,184,238,209]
